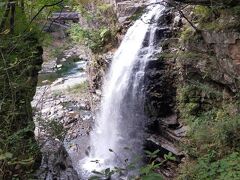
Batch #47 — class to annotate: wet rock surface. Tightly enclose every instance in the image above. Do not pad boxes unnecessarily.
[116,0,147,23]
[33,45,96,179]
[143,8,187,179]
[36,141,79,180]
[143,3,240,179]
[88,51,113,91]
[33,86,94,179]
[181,31,240,94]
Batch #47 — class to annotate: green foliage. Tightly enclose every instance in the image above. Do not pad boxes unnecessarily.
[0,121,41,178]
[69,25,113,53]
[141,173,163,180]
[141,151,176,179]
[231,5,240,15]
[140,161,161,176]
[159,52,177,60]
[0,23,42,179]
[90,168,115,180]
[180,27,194,42]
[69,0,118,53]
[178,80,240,179]
[97,3,112,12]
[24,0,67,20]
[178,51,204,60]
[67,81,88,93]
[0,0,95,178]
[74,5,94,21]
[191,4,240,31]
[89,149,167,179]
[130,7,144,21]
[145,149,160,160]
[0,0,71,35]
[0,151,13,161]
[193,5,212,22]
[178,82,223,118]
[180,152,240,180]
[73,1,113,20]
[214,112,240,150]
[164,152,176,161]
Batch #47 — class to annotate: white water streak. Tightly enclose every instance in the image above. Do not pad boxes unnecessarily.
[81,3,166,173]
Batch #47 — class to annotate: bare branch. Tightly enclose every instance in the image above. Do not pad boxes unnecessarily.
[25,0,65,32]
[145,1,200,32]
[177,8,199,32]
[47,4,65,32]
[172,0,240,6]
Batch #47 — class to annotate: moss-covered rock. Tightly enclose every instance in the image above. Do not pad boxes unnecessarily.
[172,2,240,179]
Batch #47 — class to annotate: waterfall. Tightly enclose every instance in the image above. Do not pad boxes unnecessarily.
[81,2,166,177]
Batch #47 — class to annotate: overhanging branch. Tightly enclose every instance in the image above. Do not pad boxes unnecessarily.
[172,0,240,6]
[28,0,65,28]
[146,1,200,32]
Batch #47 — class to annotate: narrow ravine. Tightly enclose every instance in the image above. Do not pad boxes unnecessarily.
[32,46,94,175]
[2,0,240,179]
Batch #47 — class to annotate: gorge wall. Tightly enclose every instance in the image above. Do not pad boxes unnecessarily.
[173,4,240,178]
[87,0,240,179]
[1,0,239,179]
[143,1,240,179]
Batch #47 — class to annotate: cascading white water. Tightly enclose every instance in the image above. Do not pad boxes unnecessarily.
[81,2,166,177]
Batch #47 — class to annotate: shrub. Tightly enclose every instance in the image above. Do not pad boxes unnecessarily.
[68,25,113,53]
[178,80,240,179]
[180,27,195,42]
[180,152,240,180]
[67,81,89,94]
[193,5,212,22]
[191,4,240,31]
[0,33,42,179]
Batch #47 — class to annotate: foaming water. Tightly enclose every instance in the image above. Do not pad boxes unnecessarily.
[80,2,166,178]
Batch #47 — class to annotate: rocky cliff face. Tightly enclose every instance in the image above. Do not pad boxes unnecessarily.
[175,18,240,180]
[87,0,149,92]
[142,6,186,179]
[146,1,240,179]
[180,30,240,94]
[75,0,240,179]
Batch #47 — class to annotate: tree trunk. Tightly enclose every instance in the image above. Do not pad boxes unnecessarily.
[0,0,11,32]
[10,2,16,34]
[21,0,24,13]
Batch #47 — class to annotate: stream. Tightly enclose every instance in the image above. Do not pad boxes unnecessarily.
[32,48,95,170]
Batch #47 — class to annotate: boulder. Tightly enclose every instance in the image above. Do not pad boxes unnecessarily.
[36,140,79,180]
